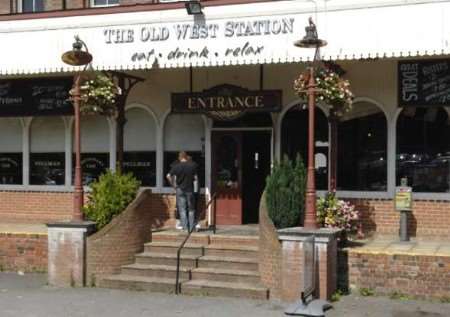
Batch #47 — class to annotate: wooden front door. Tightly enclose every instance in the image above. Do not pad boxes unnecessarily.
[211,131,242,225]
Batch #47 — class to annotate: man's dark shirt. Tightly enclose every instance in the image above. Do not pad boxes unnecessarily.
[169,160,198,192]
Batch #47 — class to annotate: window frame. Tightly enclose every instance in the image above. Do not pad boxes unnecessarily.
[90,0,120,8]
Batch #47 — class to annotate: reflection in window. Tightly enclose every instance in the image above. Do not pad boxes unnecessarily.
[0,118,23,185]
[23,0,44,12]
[164,114,205,187]
[30,117,65,185]
[337,103,387,191]
[215,135,239,188]
[124,108,157,187]
[281,105,328,190]
[73,153,109,185]
[91,0,119,7]
[397,107,450,192]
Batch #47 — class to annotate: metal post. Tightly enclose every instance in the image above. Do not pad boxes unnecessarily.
[329,112,338,192]
[73,74,84,221]
[304,67,318,229]
[399,210,409,241]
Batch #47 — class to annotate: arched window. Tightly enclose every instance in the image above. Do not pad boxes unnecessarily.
[164,114,205,187]
[0,118,22,184]
[124,107,157,187]
[397,107,450,192]
[337,102,387,191]
[30,117,65,185]
[281,105,329,190]
[77,116,110,185]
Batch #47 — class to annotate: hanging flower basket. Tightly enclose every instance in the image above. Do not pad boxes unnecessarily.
[293,67,354,116]
[72,74,121,116]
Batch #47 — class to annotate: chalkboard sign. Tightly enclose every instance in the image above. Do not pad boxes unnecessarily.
[398,59,450,107]
[0,77,73,117]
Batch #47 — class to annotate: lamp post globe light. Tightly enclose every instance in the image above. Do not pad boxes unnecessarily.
[295,18,327,229]
[61,36,93,222]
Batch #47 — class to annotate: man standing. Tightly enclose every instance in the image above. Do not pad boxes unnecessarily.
[166,151,198,232]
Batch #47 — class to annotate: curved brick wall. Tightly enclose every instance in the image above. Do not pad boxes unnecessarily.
[258,191,283,300]
[86,189,154,286]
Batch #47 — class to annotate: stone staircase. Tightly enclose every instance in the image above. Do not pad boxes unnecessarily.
[99,231,269,299]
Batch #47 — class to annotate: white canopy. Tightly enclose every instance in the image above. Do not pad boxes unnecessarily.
[0,0,449,75]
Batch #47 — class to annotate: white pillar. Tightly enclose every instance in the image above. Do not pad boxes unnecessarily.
[22,118,30,186]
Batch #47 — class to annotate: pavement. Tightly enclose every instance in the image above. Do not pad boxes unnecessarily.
[0,273,449,317]
[346,235,450,257]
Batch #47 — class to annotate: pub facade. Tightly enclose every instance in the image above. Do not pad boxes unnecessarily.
[0,0,449,238]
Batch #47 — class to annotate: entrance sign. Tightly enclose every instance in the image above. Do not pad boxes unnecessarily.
[0,78,73,117]
[172,84,281,120]
[395,186,412,211]
[398,59,450,107]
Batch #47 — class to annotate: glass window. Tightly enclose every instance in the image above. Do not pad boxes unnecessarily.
[337,102,387,191]
[22,0,44,12]
[164,114,205,187]
[397,107,450,192]
[91,0,119,6]
[30,117,65,185]
[124,108,157,187]
[76,116,110,185]
[0,118,23,185]
[281,104,329,190]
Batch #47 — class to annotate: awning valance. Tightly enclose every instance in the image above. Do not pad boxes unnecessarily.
[0,0,449,75]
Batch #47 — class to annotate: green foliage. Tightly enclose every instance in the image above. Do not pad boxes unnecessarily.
[83,170,140,230]
[265,154,306,229]
[389,291,412,301]
[331,289,344,302]
[359,287,375,297]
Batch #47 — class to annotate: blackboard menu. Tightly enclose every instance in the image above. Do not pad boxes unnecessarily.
[123,151,156,187]
[0,77,73,117]
[398,59,450,107]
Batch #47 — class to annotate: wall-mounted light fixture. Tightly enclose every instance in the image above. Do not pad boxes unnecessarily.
[185,0,203,15]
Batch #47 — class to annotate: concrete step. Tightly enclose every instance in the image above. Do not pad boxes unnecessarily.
[191,267,261,284]
[121,263,191,280]
[210,235,259,247]
[144,241,204,256]
[204,244,258,258]
[197,255,259,271]
[181,279,269,300]
[152,231,210,245]
[135,252,199,267]
[99,274,184,294]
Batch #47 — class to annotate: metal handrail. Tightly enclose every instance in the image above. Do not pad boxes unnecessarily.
[175,192,217,294]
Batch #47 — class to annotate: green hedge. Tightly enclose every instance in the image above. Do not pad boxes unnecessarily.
[83,170,140,230]
[265,155,306,229]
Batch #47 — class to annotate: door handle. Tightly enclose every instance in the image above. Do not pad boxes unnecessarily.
[254,152,259,169]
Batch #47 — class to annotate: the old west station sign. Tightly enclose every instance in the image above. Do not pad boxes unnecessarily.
[171,84,282,120]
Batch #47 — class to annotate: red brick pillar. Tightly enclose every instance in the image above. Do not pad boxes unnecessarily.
[47,222,95,287]
[278,228,341,302]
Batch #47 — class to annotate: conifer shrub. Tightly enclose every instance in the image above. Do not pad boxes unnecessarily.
[83,170,140,230]
[265,155,306,229]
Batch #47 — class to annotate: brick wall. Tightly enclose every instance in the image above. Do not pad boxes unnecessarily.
[340,249,450,300]
[258,192,283,300]
[0,233,47,272]
[86,189,154,285]
[348,198,450,239]
[0,191,73,224]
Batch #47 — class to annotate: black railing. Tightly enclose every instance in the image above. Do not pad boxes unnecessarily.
[174,192,217,295]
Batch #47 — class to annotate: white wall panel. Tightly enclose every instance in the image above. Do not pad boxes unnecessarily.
[0,118,22,152]
[30,117,64,152]
[124,107,156,151]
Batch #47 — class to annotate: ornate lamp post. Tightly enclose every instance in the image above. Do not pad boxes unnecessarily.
[294,18,327,229]
[61,36,92,221]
